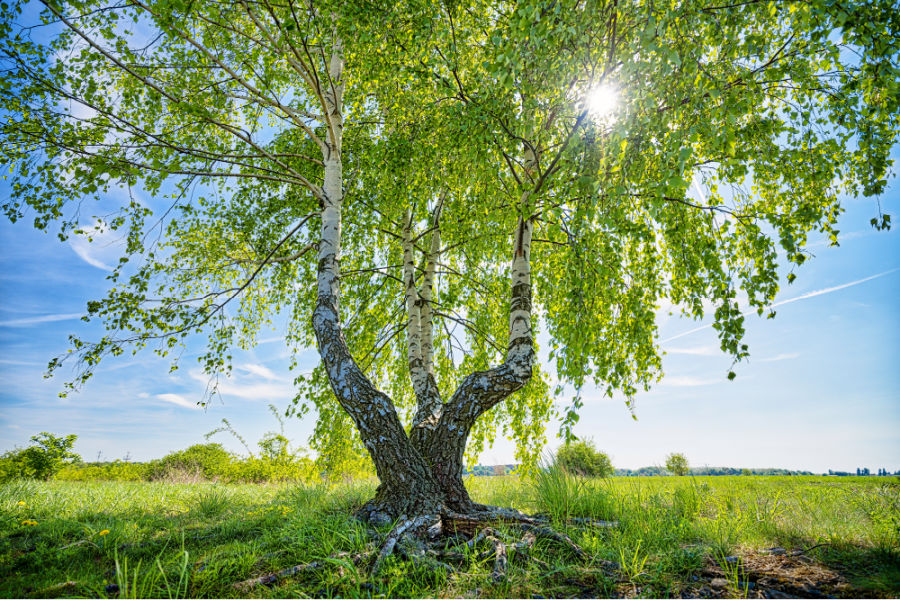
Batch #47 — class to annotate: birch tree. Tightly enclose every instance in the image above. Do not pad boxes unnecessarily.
[2,0,897,560]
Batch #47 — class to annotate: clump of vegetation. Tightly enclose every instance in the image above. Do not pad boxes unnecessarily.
[146,443,234,482]
[555,439,614,477]
[666,452,690,476]
[0,432,80,482]
[55,460,150,482]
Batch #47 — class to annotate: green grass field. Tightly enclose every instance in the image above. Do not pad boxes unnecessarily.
[2,475,898,598]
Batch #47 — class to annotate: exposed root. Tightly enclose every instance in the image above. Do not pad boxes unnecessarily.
[441,508,541,536]
[233,505,613,590]
[482,534,508,582]
[567,516,619,528]
[234,562,325,590]
[518,522,588,561]
[371,513,439,576]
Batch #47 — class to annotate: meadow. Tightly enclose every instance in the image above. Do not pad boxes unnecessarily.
[1,474,898,598]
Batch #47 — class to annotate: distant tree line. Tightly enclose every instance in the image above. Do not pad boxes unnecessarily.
[828,468,900,476]
[613,466,816,476]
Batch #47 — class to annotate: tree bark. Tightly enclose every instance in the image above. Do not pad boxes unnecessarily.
[416,214,535,512]
[309,35,535,523]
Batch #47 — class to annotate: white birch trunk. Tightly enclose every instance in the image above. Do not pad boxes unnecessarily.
[402,210,428,399]
[309,34,442,521]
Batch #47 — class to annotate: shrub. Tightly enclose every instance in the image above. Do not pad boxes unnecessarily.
[556,439,614,478]
[0,432,80,481]
[666,452,690,476]
[225,455,318,483]
[148,443,233,481]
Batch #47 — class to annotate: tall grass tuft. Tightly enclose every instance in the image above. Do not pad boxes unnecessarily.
[532,461,583,522]
[193,488,229,518]
[530,460,617,522]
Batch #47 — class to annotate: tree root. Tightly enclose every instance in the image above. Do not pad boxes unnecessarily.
[233,505,616,589]
[371,513,439,576]
[234,562,326,591]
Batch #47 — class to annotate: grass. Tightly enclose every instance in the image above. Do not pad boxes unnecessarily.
[1,475,898,598]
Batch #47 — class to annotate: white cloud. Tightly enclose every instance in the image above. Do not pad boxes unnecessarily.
[157,393,201,410]
[758,352,800,363]
[770,268,899,308]
[137,392,149,398]
[188,369,293,402]
[67,221,124,271]
[238,363,280,381]
[0,313,83,327]
[70,243,115,271]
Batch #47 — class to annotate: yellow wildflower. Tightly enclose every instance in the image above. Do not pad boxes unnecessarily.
[21,519,38,526]
[16,501,26,507]
[98,529,110,536]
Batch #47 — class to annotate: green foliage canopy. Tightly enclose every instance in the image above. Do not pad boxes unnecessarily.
[1,0,897,467]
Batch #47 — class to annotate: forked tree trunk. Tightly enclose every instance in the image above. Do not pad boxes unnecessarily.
[309,35,535,523]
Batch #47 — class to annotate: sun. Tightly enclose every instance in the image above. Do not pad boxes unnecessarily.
[585,84,619,120]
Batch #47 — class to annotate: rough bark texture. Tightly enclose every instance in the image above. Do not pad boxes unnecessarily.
[310,35,442,524]
[309,35,536,523]
[416,214,535,512]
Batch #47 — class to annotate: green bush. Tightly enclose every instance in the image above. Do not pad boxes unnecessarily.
[148,443,234,481]
[0,433,80,481]
[556,439,614,478]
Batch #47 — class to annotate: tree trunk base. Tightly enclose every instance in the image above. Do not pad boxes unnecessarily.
[365,504,613,579]
[234,501,618,591]
[354,484,445,528]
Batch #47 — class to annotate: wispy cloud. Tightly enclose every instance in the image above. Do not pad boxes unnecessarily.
[70,243,115,271]
[664,344,719,356]
[661,267,900,344]
[238,363,280,381]
[758,352,800,363]
[67,221,123,271]
[0,313,83,327]
[156,393,201,410]
[188,369,293,401]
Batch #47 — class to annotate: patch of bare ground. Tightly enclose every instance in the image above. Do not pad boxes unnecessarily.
[668,549,856,599]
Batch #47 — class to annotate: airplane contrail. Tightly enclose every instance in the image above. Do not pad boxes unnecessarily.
[661,267,900,344]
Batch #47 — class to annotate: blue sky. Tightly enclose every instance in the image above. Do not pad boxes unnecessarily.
[1,174,897,473]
